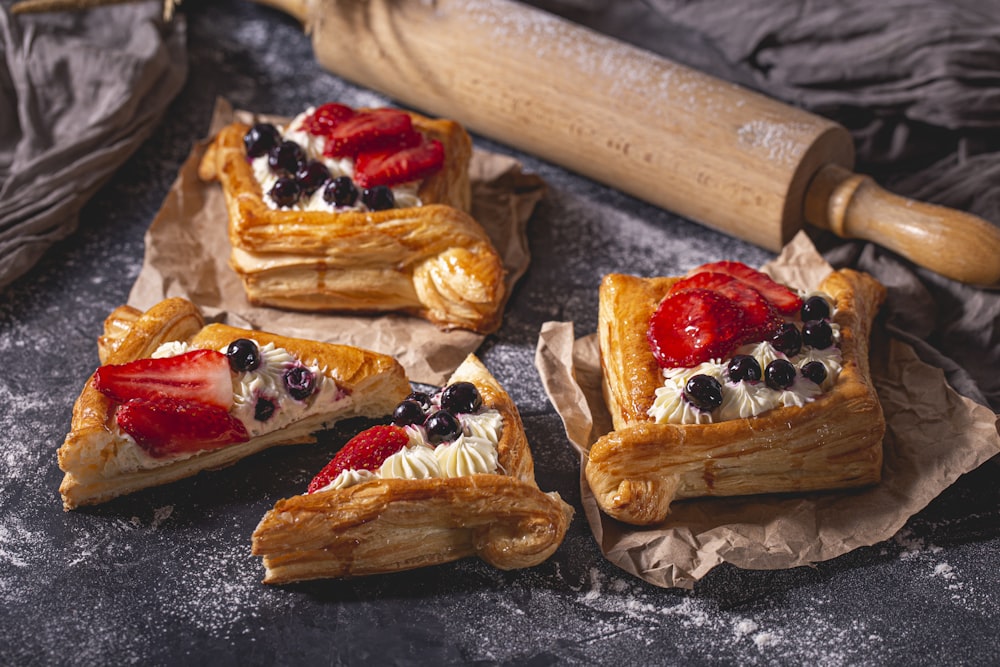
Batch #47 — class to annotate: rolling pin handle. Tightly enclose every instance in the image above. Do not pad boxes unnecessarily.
[805,164,1000,287]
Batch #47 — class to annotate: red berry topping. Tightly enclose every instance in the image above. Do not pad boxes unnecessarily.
[689,261,802,315]
[307,424,409,493]
[93,349,233,410]
[668,271,782,339]
[322,108,421,158]
[354,138,445,188]
[714,280,783,339]
[667,270,735,294]
[647,288,748,368]
[301,103,356,135]
[116,397,249,458]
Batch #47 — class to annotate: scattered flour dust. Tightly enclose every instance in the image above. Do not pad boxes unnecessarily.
[145,511,273,640]
[892,527,943,560]
[926,555,991,615]
[933,563,955,580]
[736,120,809,168]
[564,567,888,665]
[891,528,993,615]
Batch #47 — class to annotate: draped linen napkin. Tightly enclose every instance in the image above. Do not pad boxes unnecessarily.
[0,0,186,291]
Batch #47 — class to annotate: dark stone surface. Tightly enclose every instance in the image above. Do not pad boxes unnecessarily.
[1,1,998,664]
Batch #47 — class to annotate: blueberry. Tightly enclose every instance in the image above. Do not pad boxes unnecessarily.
[801,361,828,386]
[254,397,276,421]
[392,399,426,427]
[362,185,395,211]
[323,175,359,207]
[769,322,802,357]
[406,391,432,410]
[226,338,260,372]
[269,177,301,208]
[727,354,762,383]
[295,160,331,195]
[683,374,723,411]
[802,320,834,350]
[424,410,460,443]
[440,381,482,414]
[801,295,831,322]
[243,123,280,158]
[283,365,316,400]
[268,140,306,175]
[765,359,797,390]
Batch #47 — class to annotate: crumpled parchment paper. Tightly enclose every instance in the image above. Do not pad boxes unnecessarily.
[128,98,545,385]
[535,232,1000,589]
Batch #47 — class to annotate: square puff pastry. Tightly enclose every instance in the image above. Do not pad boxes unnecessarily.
[587,268,887,526]
[251,354,574,584]
[59,297,411,510]
[198,109,508,334]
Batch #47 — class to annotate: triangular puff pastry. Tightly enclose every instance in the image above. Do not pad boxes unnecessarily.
[587,267,887,526]
[251,354,574,584]
[59,297,410,509]
[198,105,507,334]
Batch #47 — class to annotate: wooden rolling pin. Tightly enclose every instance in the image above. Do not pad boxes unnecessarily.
[255,0,1000,286]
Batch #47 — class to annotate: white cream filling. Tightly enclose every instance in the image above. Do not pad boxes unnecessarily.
[647,291,843,425]
[321,468,376,491]
[252,107,422,211]
[316,408,504,492]
[379,444,440,480]
[107,339,349,474]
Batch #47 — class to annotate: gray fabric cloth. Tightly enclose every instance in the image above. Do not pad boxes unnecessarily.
[0,0,187,291]
[530,0,1000,412]
[642,0,1000,225]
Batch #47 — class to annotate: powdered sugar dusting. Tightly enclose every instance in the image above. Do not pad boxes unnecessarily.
[439,564,900,665]
[737,119,811,167]
[456,0,740,120]
[1,0,998,663]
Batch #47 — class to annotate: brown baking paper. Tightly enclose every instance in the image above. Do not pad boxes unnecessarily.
[128,98,544,385]
[535,232,1000,589]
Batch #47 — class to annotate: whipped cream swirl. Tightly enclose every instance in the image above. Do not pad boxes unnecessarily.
[647,291,843,425]
[317,407,504,492]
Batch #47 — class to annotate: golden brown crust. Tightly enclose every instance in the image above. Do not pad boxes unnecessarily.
[251,354,573,584]
[588,268,887,525]
[58,297,411,510]
[198,112,508,334]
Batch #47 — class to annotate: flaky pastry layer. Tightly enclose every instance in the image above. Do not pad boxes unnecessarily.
[587,268,887,526]
[59,297,410,510]
[251,354,574,583]
[198,112,508,334]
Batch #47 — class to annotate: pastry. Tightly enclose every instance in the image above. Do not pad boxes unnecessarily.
[587,261,887,525]
[198,102,508,334]
[59,297,411,509]
[251,354,574,583]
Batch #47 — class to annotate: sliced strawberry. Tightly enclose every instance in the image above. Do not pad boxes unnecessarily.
[322,108,420,158]
[666,271,782,347]
[354,138,445,188]
[667,270,737,295]
[714,280,783,340]
[307,424,409,493]
[301,102,355,135]
[116,397,249,458]
[647,288,748,368]
[689,261,802,315]
[93,349,233,410]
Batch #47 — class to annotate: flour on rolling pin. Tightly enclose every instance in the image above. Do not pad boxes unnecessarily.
[256,0,1000,286]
